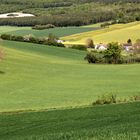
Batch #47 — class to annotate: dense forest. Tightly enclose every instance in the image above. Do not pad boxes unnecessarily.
[0,0,140,26]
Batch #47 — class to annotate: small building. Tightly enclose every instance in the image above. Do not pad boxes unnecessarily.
[95,43,107,50]
[123,43,133,51]
[56,40,64,43]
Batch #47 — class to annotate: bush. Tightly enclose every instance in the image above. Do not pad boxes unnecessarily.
[1,34,11,40]
[100,22,111,28]
[93,94,117,105]
[1,34,24,42]
[121,55,140,63]
[130,95,140,101]
[84,51,104,63]
[32,24,56,30]
[85,42,140,64]
[47,41,65,47]
[11,35,24,42]
[104,42,122,64]
[93,94,140,106]
[0,34,65,48]
[71,45,87,51]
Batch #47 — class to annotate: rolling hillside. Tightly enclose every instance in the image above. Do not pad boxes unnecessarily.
[62,22,140,44]
[0,26,98,38]
[0,0,140,139]
[0,40,140,112]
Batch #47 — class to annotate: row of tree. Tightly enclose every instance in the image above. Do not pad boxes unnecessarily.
[0,34,65,47]
[0,1,140,27]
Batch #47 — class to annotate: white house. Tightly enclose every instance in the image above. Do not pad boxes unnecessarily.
[56,40,64,43]
[95,44,107,50]
[123,44,133,51]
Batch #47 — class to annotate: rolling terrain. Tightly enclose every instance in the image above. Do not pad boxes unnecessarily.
[0,40,140,112]
[0,26,97,38]
[0,0,140,139]
[62,22,140,44]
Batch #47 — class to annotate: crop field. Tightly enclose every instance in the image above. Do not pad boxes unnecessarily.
[0,102,139,140]
[0,26,98,38]
[62,22,140,44]
[0,40,140,112]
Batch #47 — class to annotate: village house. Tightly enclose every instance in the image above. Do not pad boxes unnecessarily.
[95,43,107,50]
[122,43,133,51]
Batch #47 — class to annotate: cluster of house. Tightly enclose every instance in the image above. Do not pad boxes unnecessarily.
[93,43,140,52]
[122,43,140,52]
[56,39,140,52]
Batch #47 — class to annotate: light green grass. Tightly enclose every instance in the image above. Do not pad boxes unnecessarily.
[0,102,139,140]
[0,26,97,38]
[0,40,140,112]
[62,21,140,44]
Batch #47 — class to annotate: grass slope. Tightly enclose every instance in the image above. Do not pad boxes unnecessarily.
[0,26,98,38]
[0,40,140,112]
[62,22,140,44]
[0,102,140,140]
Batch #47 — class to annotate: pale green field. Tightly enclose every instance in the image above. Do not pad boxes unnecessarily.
[0,40,140,112]
[62,22,140,44]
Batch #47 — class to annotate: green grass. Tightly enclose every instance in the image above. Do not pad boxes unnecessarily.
[0,40,140,112]
[0,102,139,140]
[0,26,98,38]
[62,21,140,44]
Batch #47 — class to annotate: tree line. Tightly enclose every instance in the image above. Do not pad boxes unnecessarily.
[0,0,140,27]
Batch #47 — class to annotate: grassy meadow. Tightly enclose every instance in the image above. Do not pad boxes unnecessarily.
[62,22,140,44]
[0,102,139,140]
[0,40,140,112]
[0,21,140,140]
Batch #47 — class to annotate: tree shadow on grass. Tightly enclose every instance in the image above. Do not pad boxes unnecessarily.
[0,71,5,74]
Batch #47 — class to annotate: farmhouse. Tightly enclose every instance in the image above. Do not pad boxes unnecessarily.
[56,40,64,43]
[133,44,140,50]
[123,43,133,51]
[95,43,107,50]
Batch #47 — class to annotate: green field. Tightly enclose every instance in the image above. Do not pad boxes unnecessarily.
[0,26,98,38]
[0,1,140,139]
[0,40,140,112]
[62,22,140,44]
[0,102,139,140]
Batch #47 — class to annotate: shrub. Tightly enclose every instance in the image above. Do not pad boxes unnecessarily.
[0,34,65,47]
[85,42,140,64]
[100,22,110,28]
[71,45,87,51]
[28,36,39,44]
[104,42,122,64]
[133,95,140,101]
[11,35,24,42]
[1,34,11,40]
[84,51,104,63]
[1,34,24,42]
[32,24,56,30]
[47,41,65,47]
[92,94,117,105]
